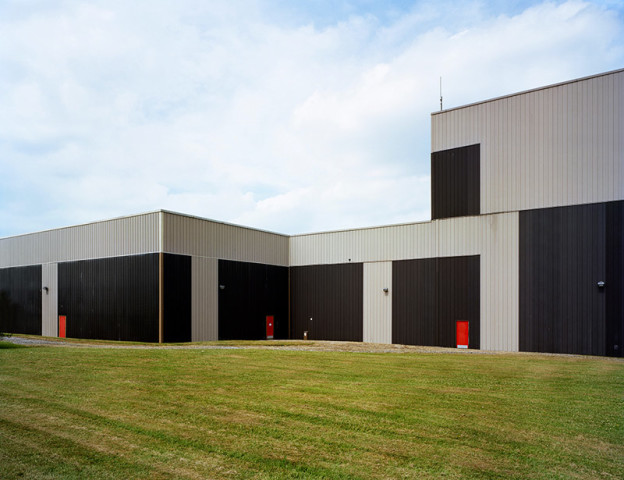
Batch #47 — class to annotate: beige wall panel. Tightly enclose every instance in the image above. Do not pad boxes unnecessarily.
[479,213,519,352]
[0,212,160,268]
[432,69,624,214]
[192,256,218,342]
[436,216,481,257]
[363,262,392,344]
[163,212,289,266]
[290,221,438,266]
[41,263,58,337]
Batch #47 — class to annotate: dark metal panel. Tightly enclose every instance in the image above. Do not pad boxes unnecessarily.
[392,256,480,348]
[290,263,363,341]
[392,258,437,346]
[58,254,159,342]
[431,144,480,220]
[218,260,288,340]
[606,201,624,357]
[0,265,42,335]
[438,256,480,349]
[163,254,191,343]
[519,203,607,355]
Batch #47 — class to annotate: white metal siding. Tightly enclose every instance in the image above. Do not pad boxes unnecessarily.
[479,213,519,352]
[191,256,218,342]
[290,221,438,266]
[41,263,58,337]
[432,69,624,214]
[163,212,289,266]
[0,213,160,268]
[363,262,392,344]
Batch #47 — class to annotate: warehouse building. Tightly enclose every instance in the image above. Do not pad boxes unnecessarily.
[1,69,622,356]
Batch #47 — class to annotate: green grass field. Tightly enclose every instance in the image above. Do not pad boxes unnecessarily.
[0,341,622,479]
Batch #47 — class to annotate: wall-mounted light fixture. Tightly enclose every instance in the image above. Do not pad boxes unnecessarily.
[382,288,389,294]
[43,286,49,294]
[597,281,605,288]
[219,285,226,290]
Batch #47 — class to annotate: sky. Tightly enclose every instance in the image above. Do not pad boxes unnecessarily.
[0,0,623,237]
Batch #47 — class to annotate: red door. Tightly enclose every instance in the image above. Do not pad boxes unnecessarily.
[59,316,66,338]
[456,321,469,349]
[266,315,274,340]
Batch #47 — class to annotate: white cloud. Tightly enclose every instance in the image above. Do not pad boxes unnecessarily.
[0,0,622,236]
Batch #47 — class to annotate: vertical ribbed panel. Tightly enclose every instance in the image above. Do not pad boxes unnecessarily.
[58,254,159,342]
[191,256,218,342]
[0,212,160,268]
[290,212,519,351]
[290,263,363,341]
[432,144,480,219]
[290,221,438,266]
[0,265,42,335]
[432,69,624,214]
[480,213,519,352]
[162,212,289,266]
[363,262,392,344]
[41,263,58,337]
[520,204,610,356]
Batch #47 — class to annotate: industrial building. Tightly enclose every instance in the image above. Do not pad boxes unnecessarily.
[1,69,622,356]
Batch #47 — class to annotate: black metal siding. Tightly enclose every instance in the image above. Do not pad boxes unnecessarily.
[0,265,42,335]
[163,253,192,343]
[519,203,611,356]
[218,260,288,340]
[438,256,480,349]
[392,258,437,346]
[290,263,363,341]
[58,254,159,342]
[392,256,480,348]
[605,201,623,357]
[431,144,480,220]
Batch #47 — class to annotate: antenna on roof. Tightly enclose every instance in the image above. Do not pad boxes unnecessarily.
[440,77,443,111]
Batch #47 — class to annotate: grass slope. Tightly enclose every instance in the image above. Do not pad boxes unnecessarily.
[0,344,622,479]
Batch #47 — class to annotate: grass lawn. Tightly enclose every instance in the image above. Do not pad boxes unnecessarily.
[0,342,622,479]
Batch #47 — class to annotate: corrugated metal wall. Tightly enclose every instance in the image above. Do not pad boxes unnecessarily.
[191,256,218,342]
[290,263,363,342]
[606,201,624,357]
[520,203,611,356]
[290,212,519,351]
[432,69,624,215]
[0,265,42,335]
[41,263,58,337]
[162,212,289,266]
[392,258,438,346]
[0,212,160,268]
[432,144,480,219]
[58,254,159,342]
[218,260,289,340]
[163,254,192,343]
[363,262,392,344]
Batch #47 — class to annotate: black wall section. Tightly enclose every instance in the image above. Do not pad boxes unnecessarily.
[0,265,42,335]
[163,254,192,343]
[290,263,363,341]
[605,202,623,357]
[218,260,288,340]
[392,256,480,348]
[519,202,621,356]
[392,258,437,346]
[438,256,480,349]
[58,254,159,342]
[431,144,480,220]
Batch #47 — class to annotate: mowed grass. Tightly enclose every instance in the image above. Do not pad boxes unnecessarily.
[0,344,622,479]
